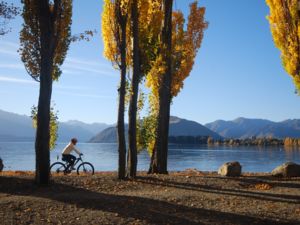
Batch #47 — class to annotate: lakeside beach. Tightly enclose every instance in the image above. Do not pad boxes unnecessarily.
[1,170,300,225]
[1,0,300,224]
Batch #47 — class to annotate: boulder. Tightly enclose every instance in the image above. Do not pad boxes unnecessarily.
[271,162,300,177]
[0,158,3,172]
[218,161,241,177]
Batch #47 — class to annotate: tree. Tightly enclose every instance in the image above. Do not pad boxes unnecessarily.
[127,0,165,178]
[102,0,163,178]
[126,0,141,178]
[147,1,207,173]
[102,0,130,179]
[266,0,300,91]
[20,0,72,185]
[31,105,59,151]
[149,0,173,174]
[0,1,19,35]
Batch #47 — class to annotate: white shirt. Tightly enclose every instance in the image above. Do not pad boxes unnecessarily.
[62,142,81,155]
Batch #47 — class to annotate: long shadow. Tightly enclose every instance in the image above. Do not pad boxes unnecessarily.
[204,175,300,189]
[136,176,300,204]
[0,176,296,225]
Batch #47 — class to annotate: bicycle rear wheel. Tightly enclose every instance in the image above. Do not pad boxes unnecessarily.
[50,162,66,175]
[77,162,94,175]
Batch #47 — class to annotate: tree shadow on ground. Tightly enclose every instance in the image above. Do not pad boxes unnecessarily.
[203,174,300,189]
[137,177,300,204]
[0,176,296,225]
[136,176,300,204]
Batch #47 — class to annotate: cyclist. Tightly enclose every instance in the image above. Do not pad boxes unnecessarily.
[62,138,82,171]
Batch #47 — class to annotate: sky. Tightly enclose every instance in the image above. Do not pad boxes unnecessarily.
[0,0,299,125]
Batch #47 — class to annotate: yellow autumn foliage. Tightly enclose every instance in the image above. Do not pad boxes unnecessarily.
[20,0,72,81]
[102,0,162,71]
[144,1,207,155]
[266,0,300,91]
[102,1,207,155]
[146,1,207,101]
[102,0,119,68]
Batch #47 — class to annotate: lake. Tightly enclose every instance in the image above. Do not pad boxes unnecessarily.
[0,142,300,172]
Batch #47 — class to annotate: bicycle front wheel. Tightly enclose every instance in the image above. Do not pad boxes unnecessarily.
[77,162,94,175]
[50,162,66,175]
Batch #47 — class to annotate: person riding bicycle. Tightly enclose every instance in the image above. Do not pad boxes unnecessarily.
[62,138,82,170]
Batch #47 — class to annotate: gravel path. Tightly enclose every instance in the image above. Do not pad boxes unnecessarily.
[0,170,300,225]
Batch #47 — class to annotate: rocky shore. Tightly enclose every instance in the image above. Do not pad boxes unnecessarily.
[0,170,300,225]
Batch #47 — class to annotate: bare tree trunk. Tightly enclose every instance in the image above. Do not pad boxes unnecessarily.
[35,0,53,185]
[149,0,173,174]
[35,59,52,185]
[117,55,126,180]
[127,0,139,178]
[148,148,158,173]
[116,0,127,179]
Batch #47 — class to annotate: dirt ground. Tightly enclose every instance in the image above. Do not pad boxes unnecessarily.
[0,170,300,225]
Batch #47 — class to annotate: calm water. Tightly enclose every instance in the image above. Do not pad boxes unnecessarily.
[0,142,300,172]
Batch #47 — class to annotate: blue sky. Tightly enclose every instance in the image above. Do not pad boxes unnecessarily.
[0,0,299,125]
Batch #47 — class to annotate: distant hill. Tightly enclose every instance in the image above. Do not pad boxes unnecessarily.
[89,116,222,143]
[169,116,222,139]
[89,126,123,143]
[205,117,300,139]
[0,109,110,142]
[2,108,300,142]
[58,120,110,142]
[0,109,35,141]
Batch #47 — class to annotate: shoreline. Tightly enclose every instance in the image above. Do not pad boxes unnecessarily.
[0,170,273,176]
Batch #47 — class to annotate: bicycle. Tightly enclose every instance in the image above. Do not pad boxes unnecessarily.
[50,154,94,175]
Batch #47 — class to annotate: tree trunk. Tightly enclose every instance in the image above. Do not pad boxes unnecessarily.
[35,60,52,185]
[117,62,126,180]
[149,0,173,174]
[35,0,53,185]
[148,148,158,173]
[127,0,139,178]
[116,3,127,179]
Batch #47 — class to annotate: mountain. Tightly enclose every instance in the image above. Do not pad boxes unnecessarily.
[0,109,35,141]
[0,109,110,142]
[58,120,110,142]
[169,116,222,138]
[63,120,109,134]
[205,117,300,139]
[89,126,121,143]
[89,116,222,143]
[2,108,300,142]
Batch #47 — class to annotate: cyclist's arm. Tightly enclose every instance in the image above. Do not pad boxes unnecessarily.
[73,146,81,155]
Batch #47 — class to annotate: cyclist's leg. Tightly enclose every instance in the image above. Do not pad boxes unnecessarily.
[63,154,72,171]
[69,154,76,169]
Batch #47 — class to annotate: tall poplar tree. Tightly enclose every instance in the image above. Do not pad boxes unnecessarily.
[126,0,140,178]
[127,0,163,177]
[266,0,300,91]
[147,1,207,173]
[102,0,162,178]
[20,0,72,185]
[102,0,129,179]
[148,0,173,174]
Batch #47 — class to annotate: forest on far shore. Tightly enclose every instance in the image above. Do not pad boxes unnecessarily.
[168,136,300,147]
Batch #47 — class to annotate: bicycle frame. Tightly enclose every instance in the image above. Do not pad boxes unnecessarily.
[64,155,83,170]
